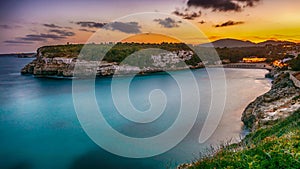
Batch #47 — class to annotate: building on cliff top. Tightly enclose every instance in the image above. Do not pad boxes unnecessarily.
[243,57,267,63]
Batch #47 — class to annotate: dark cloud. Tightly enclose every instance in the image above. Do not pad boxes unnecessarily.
[75,21,107,28]
[0,24,22,29]
[17,29,75,42]
[3,40,33,44]
[103,22,141,34]
[0,24,11,29]
[43,23,62,28]
[153,17,181,28]
[19,33,64,41]
[75,21,141,34]
[6,28,76,44]
[215,20,244,27]
[187,0,261,12]
[173,9,201,20]
[5,22,76,45]
[78,28,96,33]
[199,20,206,24]
[49,29,75,36]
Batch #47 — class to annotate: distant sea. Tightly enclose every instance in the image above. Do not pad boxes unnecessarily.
[0,55,271,169]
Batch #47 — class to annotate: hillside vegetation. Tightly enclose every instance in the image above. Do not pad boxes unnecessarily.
[187,110,300,169]
[37,42,287,64]
[289,57,300,71]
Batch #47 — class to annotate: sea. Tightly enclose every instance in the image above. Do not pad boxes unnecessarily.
[0,56,271,169]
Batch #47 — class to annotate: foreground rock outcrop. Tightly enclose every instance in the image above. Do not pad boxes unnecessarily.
[242,71,300,131]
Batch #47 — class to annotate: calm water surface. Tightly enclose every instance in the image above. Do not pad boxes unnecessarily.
[0,56,271,169]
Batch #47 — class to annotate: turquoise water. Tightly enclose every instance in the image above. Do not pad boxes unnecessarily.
[0,56,271,169]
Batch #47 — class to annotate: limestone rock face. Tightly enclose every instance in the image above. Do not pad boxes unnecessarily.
[242,72,300,131]
[21,47,203,78]
[21,57,76,77]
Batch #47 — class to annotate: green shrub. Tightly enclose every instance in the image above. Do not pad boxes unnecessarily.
[190,110,300,169]
[289,58,300,71]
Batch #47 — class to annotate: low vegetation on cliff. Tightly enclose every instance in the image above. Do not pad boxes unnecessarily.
[185,110,300,169]
[38,43,202,65]
[289,57,300,71]
[37,42,292,63]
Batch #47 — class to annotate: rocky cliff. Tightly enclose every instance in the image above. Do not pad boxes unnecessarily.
[21,45,203,77]
[242,71,300,131]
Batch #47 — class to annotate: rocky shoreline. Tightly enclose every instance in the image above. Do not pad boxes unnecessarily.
[178,69,300,169]
[21,47,204,78]
[242,70,300,131]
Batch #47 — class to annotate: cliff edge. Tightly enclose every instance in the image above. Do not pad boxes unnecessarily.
[242,71,300,131]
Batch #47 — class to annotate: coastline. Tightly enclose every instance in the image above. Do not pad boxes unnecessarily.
[242,70,300,131]
[20,44,205,77]
[178,69,300,168]
[21,59,272,79]
[19,44,274,78]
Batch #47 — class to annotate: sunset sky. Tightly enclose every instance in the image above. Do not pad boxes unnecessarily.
[0,0,300,53]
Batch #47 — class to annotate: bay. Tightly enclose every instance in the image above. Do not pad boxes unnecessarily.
[0,56,271,169]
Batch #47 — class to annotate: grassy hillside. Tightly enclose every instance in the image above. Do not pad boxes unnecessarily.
[188,110,300,169]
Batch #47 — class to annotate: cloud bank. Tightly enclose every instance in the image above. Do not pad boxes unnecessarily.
[4,27,76,44]
[187,0,261,12]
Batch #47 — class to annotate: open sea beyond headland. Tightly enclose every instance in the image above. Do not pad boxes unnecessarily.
[0,56,271,169]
